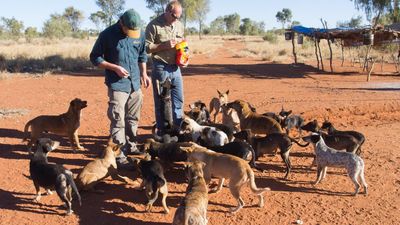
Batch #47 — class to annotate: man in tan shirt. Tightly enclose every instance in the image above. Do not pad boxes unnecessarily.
[145,1,185,138]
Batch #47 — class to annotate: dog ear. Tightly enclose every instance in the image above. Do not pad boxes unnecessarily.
[50,140,60,151]
[226,90,229,95]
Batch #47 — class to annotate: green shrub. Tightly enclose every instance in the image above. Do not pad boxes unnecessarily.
[262,32,278,43]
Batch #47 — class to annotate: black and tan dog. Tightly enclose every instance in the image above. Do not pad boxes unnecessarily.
[140,138,193,163]
[181,144,270,213]
[226,99,283,135]
[321,121,365,155]
[234,129,309,179]
[75,141,134,192]
[172,161,208,225]
[23,98,88,153]
[30,138,81,215]
[132,157,170,214]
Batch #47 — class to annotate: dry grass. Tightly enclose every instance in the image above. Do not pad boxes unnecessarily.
[0,35,398,74]
[0,108,29,118]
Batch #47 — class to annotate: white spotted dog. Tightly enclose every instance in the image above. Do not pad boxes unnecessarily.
[180,117,228,147]
[302,133,368,196]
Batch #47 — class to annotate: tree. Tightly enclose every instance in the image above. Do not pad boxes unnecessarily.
[337,16,363,28]
[25,27,39,42]
[145,0,169,15]
[209,16,226,34]
[239,18,263,35]
[63,6,84,32]
[95,0,125,27]
[275,8,292,29]
[192,0,210,39]
[42,14,72,39]
[89,11,107,31]
[224,13,240,34]
[1,17,24,40]
[351,0,392,22]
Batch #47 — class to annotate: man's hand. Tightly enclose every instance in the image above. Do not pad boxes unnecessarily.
[141,73,151,88]
[163,39,177,49]
[115,65,129,78]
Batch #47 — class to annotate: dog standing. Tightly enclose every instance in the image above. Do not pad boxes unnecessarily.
[75,141,133,192]
[302,133,368,195]
[29,138,81,215]
[226,100,283,135]
[181,144,270,213]
[172,161,208,225]
[321,121,365,155]
[234,129,309,179]
[23,98,88,153]
[209,90,229,123]
[279,108,304,137]
[132,158,170,213]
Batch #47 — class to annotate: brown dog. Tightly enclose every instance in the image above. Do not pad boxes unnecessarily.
[75,141,134,193]
[172,161,208,225]
[23,98,88,153]
[181,143,270,213]
[209,90,229,123]
[226,100,283,135]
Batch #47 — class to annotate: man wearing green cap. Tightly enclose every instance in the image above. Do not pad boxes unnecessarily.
[90,9,151,166]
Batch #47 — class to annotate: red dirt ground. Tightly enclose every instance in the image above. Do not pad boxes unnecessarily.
[1,40,399,225]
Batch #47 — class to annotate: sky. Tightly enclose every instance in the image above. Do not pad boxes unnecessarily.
[0,0,367,31]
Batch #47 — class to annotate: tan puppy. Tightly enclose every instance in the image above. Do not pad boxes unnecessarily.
[75,141,133,193]
[209,90,229,123]
[23,98,88,153]
[181,144,270,213]
[226,100,283,135]
[173,161,208,225]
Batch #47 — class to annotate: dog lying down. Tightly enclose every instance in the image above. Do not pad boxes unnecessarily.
[172,161,208,225]
[302,133,368,196]
[181,143,270,213]
[29,138,81,215]
[75,141,134,193]
[23,98,88,153]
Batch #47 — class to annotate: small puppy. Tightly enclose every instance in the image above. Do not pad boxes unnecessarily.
[132,158,169,213]
[30,138,81,215]
[23,98,88,153]
[302,133,368,195]
[75,141,133,192]
[226,100,283,135]
[181,144,270,213]
[209,90,229,123]
[172,161,208,225]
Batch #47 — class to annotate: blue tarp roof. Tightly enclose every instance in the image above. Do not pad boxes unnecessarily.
[291,25,358,36]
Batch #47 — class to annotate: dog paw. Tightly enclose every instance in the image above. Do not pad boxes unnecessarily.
[66,209,74,215]
[163,208,170,214]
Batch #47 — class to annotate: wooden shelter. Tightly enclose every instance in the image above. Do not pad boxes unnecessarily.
[286,24,400,80]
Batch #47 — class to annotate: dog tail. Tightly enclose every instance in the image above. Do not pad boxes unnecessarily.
[289,137,309,147]
[149,176,166,200]
[22,119,33,142]
[65,170,82,206]
[247,167,270,194]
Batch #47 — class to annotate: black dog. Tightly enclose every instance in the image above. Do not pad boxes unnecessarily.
[154,78,179,143]
[30,138,81,215]
[132,158,169,213]
[208,140,260,170]
[321,121,366,155]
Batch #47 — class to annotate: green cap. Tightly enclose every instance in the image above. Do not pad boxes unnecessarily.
[121,9,141,30]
